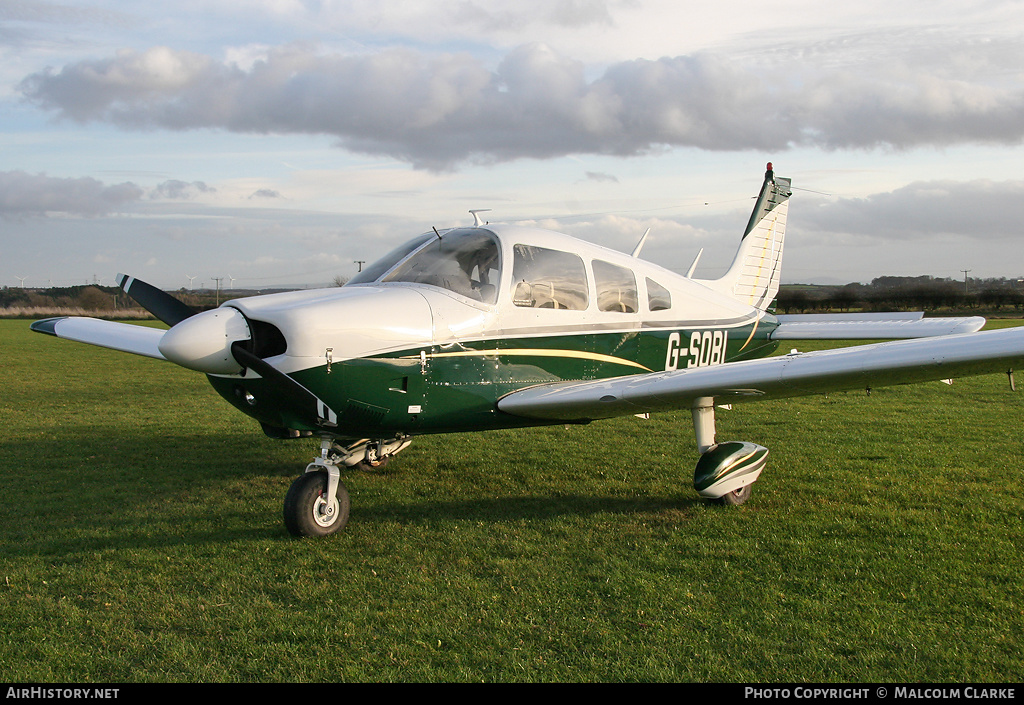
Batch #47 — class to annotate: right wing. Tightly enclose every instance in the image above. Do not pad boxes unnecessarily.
[498,325,1024,422]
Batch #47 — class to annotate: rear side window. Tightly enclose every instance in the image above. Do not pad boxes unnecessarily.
[511,244,588,310]
[593,260,638,313]
[646,277,672,311]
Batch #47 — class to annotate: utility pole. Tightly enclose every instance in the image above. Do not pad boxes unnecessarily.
[212,277,223,306]
[961,269,971,294]
[354,260,365,272]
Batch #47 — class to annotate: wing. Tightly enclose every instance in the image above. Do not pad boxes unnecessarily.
[771,312,985,339]
[498,326,1024,422]
[30,317,167,360]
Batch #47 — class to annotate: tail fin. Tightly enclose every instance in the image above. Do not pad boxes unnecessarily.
[704,164,791,311]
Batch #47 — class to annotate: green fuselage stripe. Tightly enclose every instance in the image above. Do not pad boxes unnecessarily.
[206,319,780,438]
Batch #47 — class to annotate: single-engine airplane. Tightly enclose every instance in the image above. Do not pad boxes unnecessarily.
[31,165,1024,537]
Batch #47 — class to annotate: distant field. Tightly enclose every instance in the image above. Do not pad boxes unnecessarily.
[1,318,1022,682]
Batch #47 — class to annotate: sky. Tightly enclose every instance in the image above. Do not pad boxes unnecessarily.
[2,0,1024,290]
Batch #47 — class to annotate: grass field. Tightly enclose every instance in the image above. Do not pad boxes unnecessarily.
[1,318,1022,682]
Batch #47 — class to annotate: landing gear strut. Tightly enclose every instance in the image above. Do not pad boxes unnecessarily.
[691,398,766,506]
[283,435,411,537]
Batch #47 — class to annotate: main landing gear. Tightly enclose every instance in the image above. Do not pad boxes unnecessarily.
[283,436,411,537]
[691,397,767,506]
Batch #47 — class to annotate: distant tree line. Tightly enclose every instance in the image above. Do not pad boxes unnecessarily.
[777,276,1024,314]
[0,285,123,311]
[0,285,222,313]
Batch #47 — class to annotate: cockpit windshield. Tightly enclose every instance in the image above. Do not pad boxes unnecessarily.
[347,232,434,286]
[382,228,502,304]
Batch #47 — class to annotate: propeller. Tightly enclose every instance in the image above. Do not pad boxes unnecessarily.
[116,273,197,326]
[117,273,339,429]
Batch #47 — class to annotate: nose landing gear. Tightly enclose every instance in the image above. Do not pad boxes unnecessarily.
[282,435,412,537]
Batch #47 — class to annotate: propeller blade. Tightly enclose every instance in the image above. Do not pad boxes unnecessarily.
[117,274,197,327]
[231,342,338,428]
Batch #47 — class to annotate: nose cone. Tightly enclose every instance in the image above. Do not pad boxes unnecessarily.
[158,307,251,374]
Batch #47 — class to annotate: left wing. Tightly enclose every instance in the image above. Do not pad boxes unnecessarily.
[498,326,1024,422]
[771,312,985,339]
[30,317,167,360]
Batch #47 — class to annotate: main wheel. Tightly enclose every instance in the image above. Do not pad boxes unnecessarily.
[356,454,390,472]
[716,483,752,506]
[283,471,351,537]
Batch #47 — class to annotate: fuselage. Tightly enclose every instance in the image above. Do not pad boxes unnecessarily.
[205,224,780,438]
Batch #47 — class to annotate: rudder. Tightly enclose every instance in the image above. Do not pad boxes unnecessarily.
[705,164,791,311]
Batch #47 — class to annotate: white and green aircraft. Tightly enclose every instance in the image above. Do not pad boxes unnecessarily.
[31,165,1024,537]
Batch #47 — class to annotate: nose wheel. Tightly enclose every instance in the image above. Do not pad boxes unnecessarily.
[283,470,350,537]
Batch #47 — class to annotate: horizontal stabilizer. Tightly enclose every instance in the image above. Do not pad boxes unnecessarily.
[772,313,985,339]
[30,317,166,360]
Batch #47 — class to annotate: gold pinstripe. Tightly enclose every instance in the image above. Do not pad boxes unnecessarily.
[425,348,653,372]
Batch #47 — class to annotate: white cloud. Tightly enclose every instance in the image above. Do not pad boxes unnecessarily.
[799,179,1024,240]
[0,170,143,217]
[20,40,1024,170]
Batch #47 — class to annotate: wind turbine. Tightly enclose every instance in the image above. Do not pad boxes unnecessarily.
[186,275,196,290]
[15,276,27,288]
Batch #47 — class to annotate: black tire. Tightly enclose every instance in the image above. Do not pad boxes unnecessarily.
[716,483,752,506]
[283,471,350,537]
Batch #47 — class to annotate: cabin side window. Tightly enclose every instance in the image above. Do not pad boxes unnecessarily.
[646,277,672,312]
[593,260,638,313]
[511,244,589,310]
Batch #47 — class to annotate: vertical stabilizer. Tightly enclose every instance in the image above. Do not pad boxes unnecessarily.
[703,164,791,310]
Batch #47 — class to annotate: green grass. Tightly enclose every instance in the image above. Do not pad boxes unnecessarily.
[1,319,1022,682]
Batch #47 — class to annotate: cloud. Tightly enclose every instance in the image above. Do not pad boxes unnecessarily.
[151,179,216,199]
[799,179,1024,240]
[0,170,143,217]
[19,41,1024,169]
[249,188,283,199]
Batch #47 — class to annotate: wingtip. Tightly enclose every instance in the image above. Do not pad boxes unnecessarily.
[30,317,66,336]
